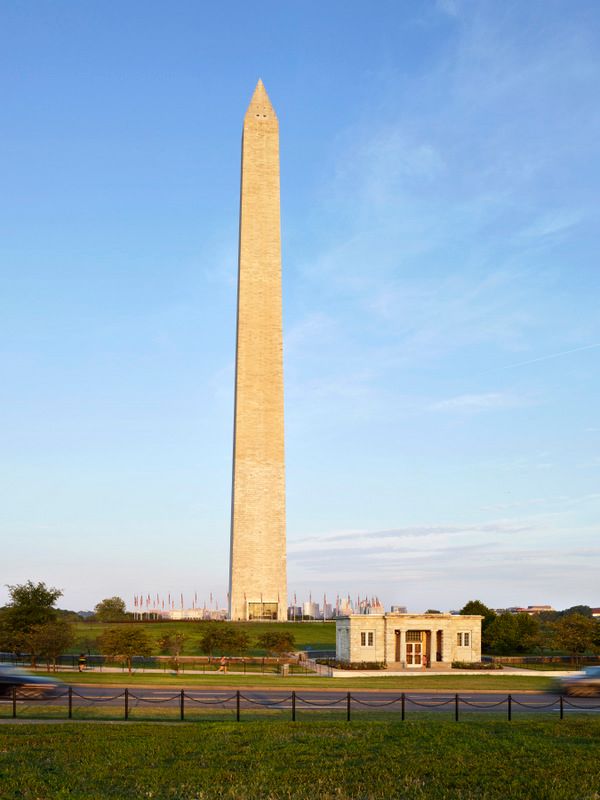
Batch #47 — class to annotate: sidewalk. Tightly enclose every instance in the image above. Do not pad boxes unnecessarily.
[330,666,576,677]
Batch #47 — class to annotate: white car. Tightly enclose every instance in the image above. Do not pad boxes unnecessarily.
[560,666,600,697]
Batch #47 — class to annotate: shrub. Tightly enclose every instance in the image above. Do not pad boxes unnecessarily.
[452,660,502,670]
[317,659,386,670]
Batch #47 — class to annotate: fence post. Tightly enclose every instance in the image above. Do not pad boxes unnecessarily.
[560,695,564,720]
[292,691,296,722]
[346,692,351,722]
[124,688,129,720]
[180,689,185,721]
[507,694,512,721]
[68,686,73,719]
[12,686,16,719]
[236,690,240,722]
[455,693,459,722]
[401,692,405,721]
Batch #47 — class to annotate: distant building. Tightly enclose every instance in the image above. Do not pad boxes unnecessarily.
[302,601,320,620]
[337,597,353,616]
[516,605,555,615]
[159,608,227,621]
[336,613,482,668]
[390,605,408,614]
[591,608,600,618]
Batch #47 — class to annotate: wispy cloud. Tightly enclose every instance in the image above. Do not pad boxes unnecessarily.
[489,343,600,373]
[288,517,600,608]
[520,210,583,240]
[290,521,532,552]
[429,391,534,412]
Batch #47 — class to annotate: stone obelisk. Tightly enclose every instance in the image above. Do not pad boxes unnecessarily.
[229,80,287,621]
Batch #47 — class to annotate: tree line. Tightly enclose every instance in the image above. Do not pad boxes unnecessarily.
[460,600,600,662]
[2,583,598,671]
[0,582,295,672]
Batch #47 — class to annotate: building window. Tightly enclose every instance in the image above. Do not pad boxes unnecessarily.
[360,631,374,647]
[406,631,421,642]
[457,632,470,647]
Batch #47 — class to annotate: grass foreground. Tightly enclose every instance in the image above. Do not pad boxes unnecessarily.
[1,719,599,799]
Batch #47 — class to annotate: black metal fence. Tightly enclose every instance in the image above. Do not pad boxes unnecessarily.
[2,689,600,722]
[0,653,312,675]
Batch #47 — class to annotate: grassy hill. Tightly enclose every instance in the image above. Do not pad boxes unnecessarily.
[71,619,336,655]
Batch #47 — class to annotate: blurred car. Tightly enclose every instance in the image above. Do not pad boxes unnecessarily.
[0,666,63,699]
[560,666,600,697]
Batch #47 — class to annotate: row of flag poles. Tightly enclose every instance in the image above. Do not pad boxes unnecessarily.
[132,592,384,616]
[133,592,219,611]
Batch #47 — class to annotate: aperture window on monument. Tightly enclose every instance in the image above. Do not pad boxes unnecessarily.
[248,602,278,621]
[360,631,374,647]
[457,632,470,647]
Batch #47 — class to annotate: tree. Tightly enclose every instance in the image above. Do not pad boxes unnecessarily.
[98,628,152,673]
[425,609,442,614]
[30,620,75,672]
[486,613,541,655]
[255,631,296,657]
[554,613,598,666]
[199,626,250,657]
[557,605,593,619]
[94,597,128,622]
[460,600,497,650]
[5,581,62,629]
[157,633,187,673]
[0,581,62,652]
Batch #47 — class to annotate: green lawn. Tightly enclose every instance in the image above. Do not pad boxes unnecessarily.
[72,619,335,655]
[513,663,583,671]
[1,719,599,799]
[46,670,556,691]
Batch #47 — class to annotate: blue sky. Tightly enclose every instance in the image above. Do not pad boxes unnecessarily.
[1,0,599,612]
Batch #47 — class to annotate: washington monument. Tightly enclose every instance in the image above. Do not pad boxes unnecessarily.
[228,81,287,621]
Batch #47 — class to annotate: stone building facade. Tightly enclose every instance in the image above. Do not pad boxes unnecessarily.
[336,613,482,668]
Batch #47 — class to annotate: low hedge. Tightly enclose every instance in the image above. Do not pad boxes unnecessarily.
[452,660,503,670]
[318,660,387,670]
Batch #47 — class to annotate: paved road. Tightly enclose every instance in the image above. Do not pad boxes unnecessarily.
[4,687,599,716]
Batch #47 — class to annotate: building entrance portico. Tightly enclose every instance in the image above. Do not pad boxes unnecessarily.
[395,630,430,667]
[405,631,423,667]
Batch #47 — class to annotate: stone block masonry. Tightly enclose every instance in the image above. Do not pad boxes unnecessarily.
[229,81,287,621]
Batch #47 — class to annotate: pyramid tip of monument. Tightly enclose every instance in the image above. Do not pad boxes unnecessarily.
[251,78,269,99]
[246,79,276,117]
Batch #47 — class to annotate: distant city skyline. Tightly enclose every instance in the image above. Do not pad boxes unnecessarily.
[2,1,599,611]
